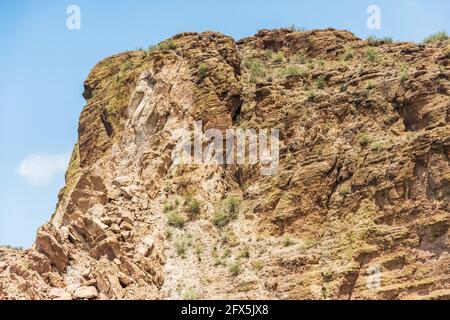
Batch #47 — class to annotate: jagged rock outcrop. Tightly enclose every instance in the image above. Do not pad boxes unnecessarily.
[1,28,450,300]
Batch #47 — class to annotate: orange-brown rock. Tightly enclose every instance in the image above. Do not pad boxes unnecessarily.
[1,28,449,300]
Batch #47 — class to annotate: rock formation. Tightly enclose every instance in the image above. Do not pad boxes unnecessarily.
[1,28,450,300]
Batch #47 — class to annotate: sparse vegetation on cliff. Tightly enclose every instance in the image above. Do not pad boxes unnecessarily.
[423,31,449,43]
[341,46,355,61]
[168,211,186,228]
[367,35,394,46]
[242,57,266,82]
[3,28,450,301]
[365,47,380,62]
[228,260,241,276]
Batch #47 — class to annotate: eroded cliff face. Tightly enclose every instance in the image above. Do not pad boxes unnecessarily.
[1,29,450,300]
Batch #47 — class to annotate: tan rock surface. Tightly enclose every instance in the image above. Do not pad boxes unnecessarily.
[1,29,449,300]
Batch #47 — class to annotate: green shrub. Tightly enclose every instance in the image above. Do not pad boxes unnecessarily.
[163,200,176,213]
[175,239,187,258]
[223,230,240,247]
[400,68,409,83]
[229,260,241,276]
[214,258,225,266]
[272,51,285,63]
[222,248,232,259]
[164,229,173,240]
[338,185,351,196]
[315,75,326,89]
[212,211,229,228]
[283,235,294,247]
[194,244,203,261]
[366,81,375,90]
[278,65,301,77]
[121,61,133,73]
[198,63,208,79]
[263,50,275,59]
[212,196,240,228]
[365,47,380,62]
[239,248,250,259]
[342,46,355,61]
[307,90,317,102]
[358,133,373,146]
[211,246,218,258]
[224,196,240,216]
[295,51,309,64]
[184,194,200,215]
[370,140,386,152]
[167,211,186,228]
[0,245,23,251]
[303,238,318,249]
[158,39,177,51]
[382,36,394,44]
[358,64,366,75]
[187,198,200,214]
[367,35,394,46]
[182,287,199,300]
[366,35,378,45]
[423,31,449,43]
[242,58,266,82]
[251,260,264,271]
[147,40,177,53]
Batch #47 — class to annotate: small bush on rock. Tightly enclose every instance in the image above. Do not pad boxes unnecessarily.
[168,211,186,228]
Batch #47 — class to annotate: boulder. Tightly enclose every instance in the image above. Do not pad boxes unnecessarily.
[113,176,132,187]
[46,272,65,288]
[85,217,108,238]
[120,185,141,199]
[95,269,123,299]
[87,203,104,219]
[107,187,121,200]
[73,286,98,300]
[35,226,68,272]
[91,237,121,261]
[119,210,134,224]
[49,288,72,300]
[28,249,52,274]
[135,234,155,257]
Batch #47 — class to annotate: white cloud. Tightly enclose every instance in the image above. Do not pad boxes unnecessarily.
[18,152,70,186]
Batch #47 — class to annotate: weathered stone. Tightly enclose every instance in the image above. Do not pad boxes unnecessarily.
[87,204,105,219]
[85,217,108,237]
[135,234,155,257]
[95,269,123,299]
[73,286,98,300]
[120,185,140,199]
[113,176,132,187]
[46,272,65,288]
[35,226,68,272]
[28,250,52,274]
[107,188,121,200]
[2,29,450,301]
[119,210,134,224]
[49,288,72,300]
[91,237,120,261]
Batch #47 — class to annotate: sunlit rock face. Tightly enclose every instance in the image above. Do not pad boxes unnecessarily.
[1,29,450,300]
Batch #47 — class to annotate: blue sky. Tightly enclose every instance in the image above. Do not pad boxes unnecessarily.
[0,0,449,247]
